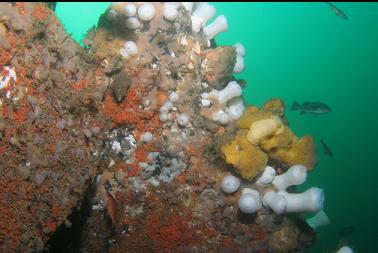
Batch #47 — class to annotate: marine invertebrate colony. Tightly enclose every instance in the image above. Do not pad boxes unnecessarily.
[0,2,323,252]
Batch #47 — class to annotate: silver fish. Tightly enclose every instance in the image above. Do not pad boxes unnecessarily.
[327,2,348,20]
[291,101,332,115]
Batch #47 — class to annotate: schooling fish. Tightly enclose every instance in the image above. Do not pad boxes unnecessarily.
[291,101,332,115]
[321,139,333,157]
[326,2,348,20]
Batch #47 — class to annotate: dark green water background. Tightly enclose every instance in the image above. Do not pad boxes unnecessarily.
[56,2,378,252]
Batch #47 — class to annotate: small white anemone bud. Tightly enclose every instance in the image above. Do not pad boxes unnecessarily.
[159,113,169,122]
[124,3,137,17]
[124,41,138,56]
[227,97,245,121]
[149,177,160,187]
[120,48,130,59]
[125,17,140,29]
[212,110,230,124]
[160,101,173,114]
[169,91,179,102]
[277,187,325,213]
[201,92,209,99]
[140,132,153,143]
[262,191,287,214]
[336,246,354,253]
[177,113,190,127]
[219,111,230,125]
[221,175,241,194]
[164,3,181,21]
[182,2,194,13]
[201,99,211,107]
[216,81,242,105]
[107,9,118,21]
[256,166,276,186]
[233,55,245,73]
[138,3,155,22]
[211,110,222,122]
[233,42,246,57]
[203,15,228,40]
[238,188,262,214]
[306,210,330,230]
[272,164,307,191]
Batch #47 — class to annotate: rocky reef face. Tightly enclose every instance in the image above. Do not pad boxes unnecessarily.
[0,3,317,253]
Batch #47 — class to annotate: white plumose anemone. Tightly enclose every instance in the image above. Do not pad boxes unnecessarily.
[272,164,307,191]
[277,187,325,213]
[306,210,330,229]
[262,191,287,214]
[203,15,228,40]
[233,42,246,57]
[256,166,276,186]
[211,81,242,105]
[191,2,216,33]
[233,55,245,73]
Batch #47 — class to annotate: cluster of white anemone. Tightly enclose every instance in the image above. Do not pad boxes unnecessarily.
[111,3,245,71]
[185,3,245,124]
[158,91,192,128]
[112,3,246,122]
[187,2,246,72]
[221,165,325,215]
[110,2,156,28]
[189,3,227,39]
[201,81,245,125]
[110,3,157,59]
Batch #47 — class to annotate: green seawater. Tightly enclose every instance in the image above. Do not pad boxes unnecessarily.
[56,3,378,252]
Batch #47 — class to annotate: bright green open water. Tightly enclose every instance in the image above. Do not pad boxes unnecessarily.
[56,3,378,252]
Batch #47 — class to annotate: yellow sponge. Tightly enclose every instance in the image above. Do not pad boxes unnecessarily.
[270,135,317,170]
[221,130,268,180]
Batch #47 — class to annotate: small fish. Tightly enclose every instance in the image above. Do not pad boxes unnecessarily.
[326,2,348,20]
[112,71,131,103]
[291,101,332,115]
[105,191,117,226]
[338,225,355,236]
[321,139,333,157]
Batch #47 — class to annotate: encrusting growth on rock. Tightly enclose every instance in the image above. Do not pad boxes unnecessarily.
[0,3,320,252]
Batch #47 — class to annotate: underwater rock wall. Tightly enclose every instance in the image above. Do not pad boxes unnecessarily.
[0,3,109,252]
[1,2,319,253]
